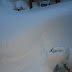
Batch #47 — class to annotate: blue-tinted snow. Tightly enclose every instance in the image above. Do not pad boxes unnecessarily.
[0,1,72,72]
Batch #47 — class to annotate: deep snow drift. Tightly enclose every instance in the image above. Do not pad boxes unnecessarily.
[0,1,72,72]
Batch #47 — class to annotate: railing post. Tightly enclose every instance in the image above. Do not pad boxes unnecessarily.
[29,0,32,9]
[56,0,61,3]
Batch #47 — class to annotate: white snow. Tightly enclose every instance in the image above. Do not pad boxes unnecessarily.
[0,0,72,72]
[15,0,28,10]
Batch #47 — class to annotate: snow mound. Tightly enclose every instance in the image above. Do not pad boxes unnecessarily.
[15,0,28,11]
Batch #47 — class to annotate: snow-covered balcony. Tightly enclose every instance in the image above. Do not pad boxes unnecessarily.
[0,1,72,72]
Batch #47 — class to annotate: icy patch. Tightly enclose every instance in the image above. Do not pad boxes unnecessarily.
[54,65,66,72]
[50,47,63,53]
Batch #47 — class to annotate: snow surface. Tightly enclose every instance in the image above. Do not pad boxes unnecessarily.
[0,1,72,72]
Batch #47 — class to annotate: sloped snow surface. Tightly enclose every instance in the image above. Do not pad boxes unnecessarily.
[0,1,72,72]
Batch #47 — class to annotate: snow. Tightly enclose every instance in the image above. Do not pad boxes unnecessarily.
[0,1,72,72]
[15,0,28,10]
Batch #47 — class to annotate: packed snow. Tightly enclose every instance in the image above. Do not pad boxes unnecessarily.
[0,0,72,72]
